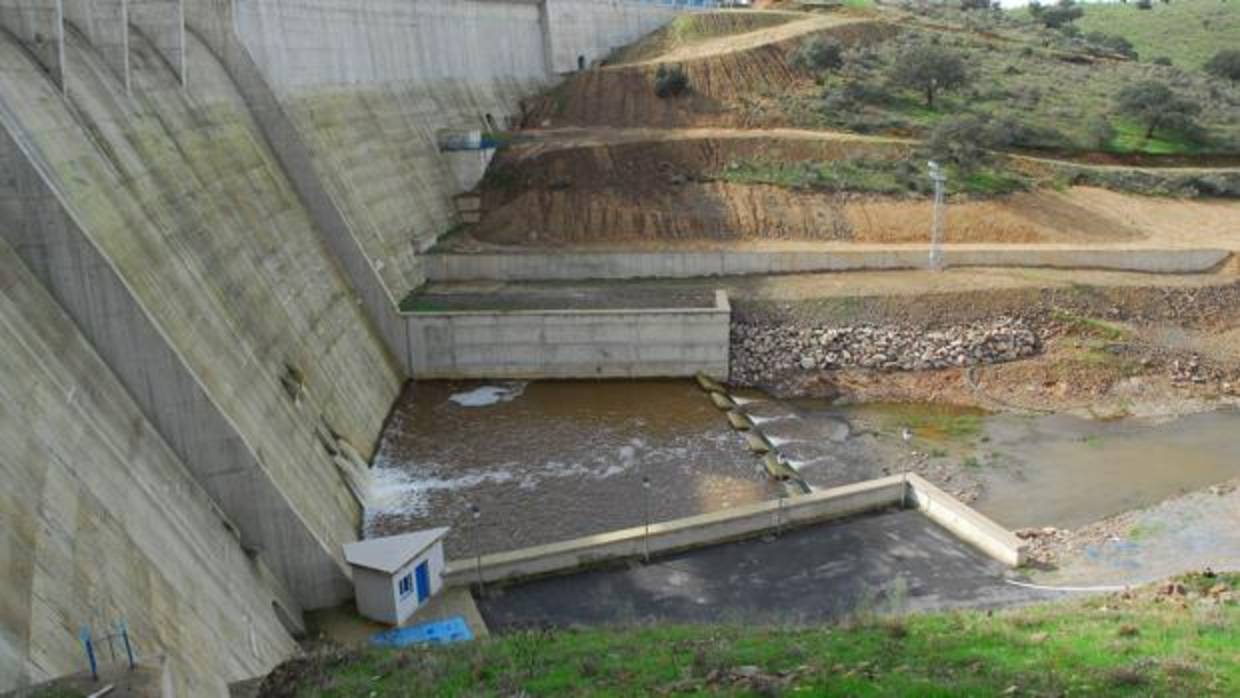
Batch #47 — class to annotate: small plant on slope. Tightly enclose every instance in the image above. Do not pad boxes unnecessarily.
[790,36,845,76]
[653,64,689,98]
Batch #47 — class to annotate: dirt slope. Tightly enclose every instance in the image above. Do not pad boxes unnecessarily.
[525,19,897,129]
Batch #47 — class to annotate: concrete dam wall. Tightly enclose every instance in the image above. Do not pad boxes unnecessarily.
[0,0,684,692]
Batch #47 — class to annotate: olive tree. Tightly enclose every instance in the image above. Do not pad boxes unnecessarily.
[888,45,969,108]
[1115,81,1200,139]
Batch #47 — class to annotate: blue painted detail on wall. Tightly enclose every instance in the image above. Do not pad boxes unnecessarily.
[415,561,431,603]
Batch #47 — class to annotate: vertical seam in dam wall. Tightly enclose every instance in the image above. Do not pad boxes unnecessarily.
[402,290,732,379]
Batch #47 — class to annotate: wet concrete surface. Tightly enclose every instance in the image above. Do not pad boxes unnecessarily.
[478,510,1052,631]
[367,380,778,557]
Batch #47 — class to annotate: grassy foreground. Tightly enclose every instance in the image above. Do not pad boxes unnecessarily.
[265,573,1238,697]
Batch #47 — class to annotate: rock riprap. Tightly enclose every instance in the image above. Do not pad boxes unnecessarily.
[731,318,1040,385]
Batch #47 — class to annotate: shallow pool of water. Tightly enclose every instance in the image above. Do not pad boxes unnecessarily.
[367,380,776,557]
[972,409,1240,529]
[366,377,1240,557]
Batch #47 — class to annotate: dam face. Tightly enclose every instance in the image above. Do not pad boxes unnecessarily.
[0,0,685,693]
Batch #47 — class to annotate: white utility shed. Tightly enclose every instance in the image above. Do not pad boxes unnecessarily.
[343,528,450,626]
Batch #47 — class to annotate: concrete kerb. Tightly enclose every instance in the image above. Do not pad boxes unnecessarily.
[905,472,1027,567]
[425,248,1234,282]
[442,473,1028,588]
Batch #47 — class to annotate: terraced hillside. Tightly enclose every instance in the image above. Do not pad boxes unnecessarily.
[452,2,1239,254]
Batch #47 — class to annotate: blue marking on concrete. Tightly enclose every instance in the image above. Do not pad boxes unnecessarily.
[370,616,474,648]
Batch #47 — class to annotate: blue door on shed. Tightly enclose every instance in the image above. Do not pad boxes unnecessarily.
[415,561,430,603]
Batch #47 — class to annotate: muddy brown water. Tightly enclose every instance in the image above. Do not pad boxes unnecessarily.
[366,380,1240,557]
[366,380,779,558]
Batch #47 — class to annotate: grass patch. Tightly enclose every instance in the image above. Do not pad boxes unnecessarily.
[1128,522,1164,541]
[1052,310,1128,341]
[869,402,987,442]
[1074,0,1240,70]
[1108,119,1205,156]
[270,574,1240,696]
[712,158,1030,197]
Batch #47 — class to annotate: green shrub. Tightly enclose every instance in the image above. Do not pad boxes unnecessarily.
[1034,0,1084,29]
[1205,49,1240,82]
[790,36,845,74]
[653,64,689,98]
[1084,31,1137,59]
[1085,116,1116,150]
[925,114,995,169]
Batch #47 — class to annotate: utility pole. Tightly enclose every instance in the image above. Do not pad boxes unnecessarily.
[928,160,947,271]
[642,476,651,562]
[470,503,483,595]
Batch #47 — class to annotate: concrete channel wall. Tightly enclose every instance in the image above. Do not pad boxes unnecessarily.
[426,247,1235,281]
[404,290,732,379]
[443,474,1028,587]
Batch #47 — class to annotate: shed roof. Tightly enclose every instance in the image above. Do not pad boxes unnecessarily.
[343,528,450,574]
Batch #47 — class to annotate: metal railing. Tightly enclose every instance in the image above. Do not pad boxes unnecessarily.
[79,621,136,681]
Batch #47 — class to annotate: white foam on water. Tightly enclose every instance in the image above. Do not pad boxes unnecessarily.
[448,382,527,407]
[749,414,791,425]
[767,436,803,447]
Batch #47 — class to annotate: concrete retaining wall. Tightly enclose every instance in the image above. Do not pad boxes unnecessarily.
[444,475,909,586]
[906,473,1027,567]
[404,289,731,379]
[426,248,1234,281]
[443,473,1027,587]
